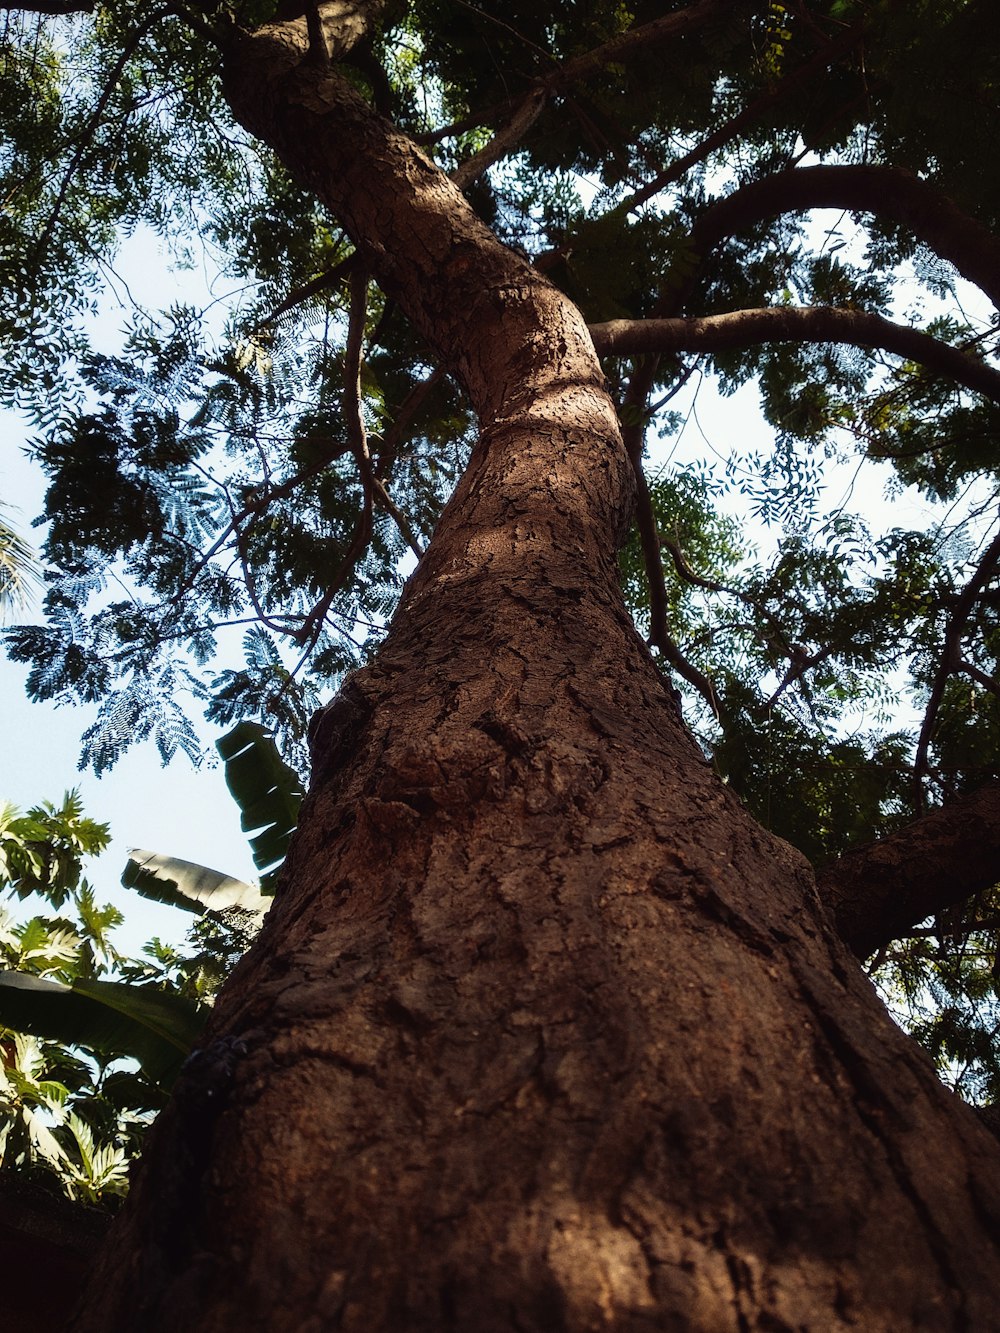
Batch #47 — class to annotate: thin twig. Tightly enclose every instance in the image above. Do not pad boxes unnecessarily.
[451,86,548,190]
[662,534,836,715]
[255,252,357,329]
[289,271,374,659]
[374,366,446,477]
[342,269,424,559]
[906,918,1000,939]
[760,642,837,713]
[958,659,1000,699]
[914,525,1000,808]
[660,536,730,594]
[35,7,174,258]
[545,0,738,90]
[613,19,866,217]
[621,360,724,719]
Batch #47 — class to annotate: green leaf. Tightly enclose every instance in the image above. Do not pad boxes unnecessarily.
[0,971,206,1087]
[217,722,304,895]
[122,848,268,918]
[100,1067,169,1113]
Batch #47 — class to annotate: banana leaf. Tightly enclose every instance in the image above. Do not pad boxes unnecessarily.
[217,722,303,895]
[0,972,205,1087]
[122,849,268,918]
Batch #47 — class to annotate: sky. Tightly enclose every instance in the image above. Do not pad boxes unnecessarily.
[1,649,259,954]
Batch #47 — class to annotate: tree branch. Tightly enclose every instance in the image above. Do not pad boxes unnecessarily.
[255,252,357,329]
[661,534,835,716]
[546,0,742,91]
[958,660,1000,698]
[913,526,1000,806]
[291,268,375,658]
[616,18,866,216]
[451,86,548,191]
[904,918,1000,940]
[619,360,724,721]
[660,536,729,595]
[817,782,1000,959]
[341,269,424,561]
[420,0,741,160]
[589,306,1000,405]
[688,164,1000,312]
[373,366,445,478]
[34,7,176,258]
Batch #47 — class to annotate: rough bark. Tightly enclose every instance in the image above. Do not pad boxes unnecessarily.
[818,782,1000,960]
[71,16,1000,1333]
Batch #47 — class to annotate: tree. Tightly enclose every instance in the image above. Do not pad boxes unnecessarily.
[2,0,1000,1327]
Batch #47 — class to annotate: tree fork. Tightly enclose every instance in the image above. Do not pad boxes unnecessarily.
[72,11,1000,1332]
[818,781,1000,960]
[691,164,1000,314]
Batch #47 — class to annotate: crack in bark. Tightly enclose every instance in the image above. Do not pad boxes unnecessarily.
[791,959,973,1330]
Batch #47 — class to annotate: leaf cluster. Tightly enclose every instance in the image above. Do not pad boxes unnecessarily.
[0,776,267,1205]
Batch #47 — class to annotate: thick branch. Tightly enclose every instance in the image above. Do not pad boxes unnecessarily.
[690,164,1000,311]
[817,782,1000,959]
[589,306,1000,405]
[220,25,623,450]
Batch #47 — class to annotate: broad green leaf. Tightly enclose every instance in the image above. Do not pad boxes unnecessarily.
[217,722,304,895]
[0,971,205,1087]
[122,848,268,918]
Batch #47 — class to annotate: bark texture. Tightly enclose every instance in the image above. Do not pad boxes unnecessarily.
[819,782,1000,960]
[72,17,1000,1333]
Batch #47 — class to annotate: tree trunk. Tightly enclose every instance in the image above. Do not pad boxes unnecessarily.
[72,18,1000,1333]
